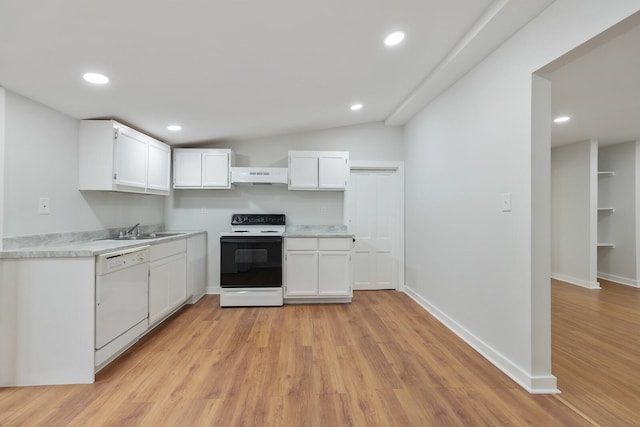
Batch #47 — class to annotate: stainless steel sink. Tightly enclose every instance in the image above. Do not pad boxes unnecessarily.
[139,232,186,238]
[104,235,158,241]
[101,232,186,241]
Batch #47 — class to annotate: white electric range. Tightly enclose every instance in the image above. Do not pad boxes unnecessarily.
[219,214,285,307]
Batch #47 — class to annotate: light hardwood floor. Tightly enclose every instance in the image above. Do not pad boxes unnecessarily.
[0,285,635,426]
[551,278,640,427]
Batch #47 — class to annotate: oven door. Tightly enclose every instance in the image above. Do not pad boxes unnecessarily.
[220,236,283,288]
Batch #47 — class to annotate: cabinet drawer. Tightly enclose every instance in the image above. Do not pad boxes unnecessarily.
[318,238,352,251]
[151,239,187,261]
[286,238,318,251]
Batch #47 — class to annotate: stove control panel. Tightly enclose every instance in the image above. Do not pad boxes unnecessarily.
[231,214,285,226]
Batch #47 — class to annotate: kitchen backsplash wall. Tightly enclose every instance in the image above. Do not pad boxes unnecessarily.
[2,90,164,238]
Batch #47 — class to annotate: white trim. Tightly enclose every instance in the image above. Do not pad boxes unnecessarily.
[206,286,221,295]
[0,87,5,251]
[345,161,405,292]
[350,161,399,171]
[597,272,640,288]
[551,272,601,289]
[404,286,559,394]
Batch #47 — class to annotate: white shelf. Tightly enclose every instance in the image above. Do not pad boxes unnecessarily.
[597,171,615,176]
[597,207,615,212]
[597,243,615,248]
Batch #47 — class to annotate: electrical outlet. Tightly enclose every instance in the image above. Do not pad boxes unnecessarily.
[200,206,207,214]
[320,206,327,214]
[39,197,50,215]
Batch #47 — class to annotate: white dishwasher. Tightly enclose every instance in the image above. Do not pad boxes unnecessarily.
[95,246,150,370]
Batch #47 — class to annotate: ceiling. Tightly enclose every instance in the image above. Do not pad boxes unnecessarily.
[545,12,640,147]
[0,0,554,145]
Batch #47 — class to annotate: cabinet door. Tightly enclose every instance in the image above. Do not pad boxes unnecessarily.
[167,253,187,310]
[202,151,230,188]
[285,251,319,296]
[187,234,207,302]
[149,253,187,324]
[173,150,203,187]
[149,258,171,324]
[319,153,348,190]
[318,251,351,296]
[147,140,171,193]
[289,153,318,189]
[114,127,148,190]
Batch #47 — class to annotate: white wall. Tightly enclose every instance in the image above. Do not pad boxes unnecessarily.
[212,121,404,167]
[551,140,598,288]
[0,88,5,250]
[2,90,165,237]
[165,122,403,293]
[402,0,640,393]
[598,141,638,286]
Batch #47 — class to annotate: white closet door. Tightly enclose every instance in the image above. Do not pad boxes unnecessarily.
[348,169,401,290]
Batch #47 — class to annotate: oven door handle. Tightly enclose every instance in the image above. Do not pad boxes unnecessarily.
[220,237,282,244]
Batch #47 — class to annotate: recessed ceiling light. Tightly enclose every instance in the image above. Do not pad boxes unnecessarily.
[384,31,405,47]
[350,103,363,111]
[167,125,183,131]
[82,72,109,85]
[554,116,571,123]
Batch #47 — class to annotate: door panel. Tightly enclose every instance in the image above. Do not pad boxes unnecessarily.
[318,251,351,295]
[147,140,171,192]
[285,251,318,296]
[115,128,147,189]
[289,154,318,189]
[353,251,371,285]
[202,151,229,187]
[349,170,399,290]
[319,154,347,189]
[174,151,202,187]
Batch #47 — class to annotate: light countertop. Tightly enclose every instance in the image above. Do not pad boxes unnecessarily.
[284,225,354,238]
[0,230,206,259]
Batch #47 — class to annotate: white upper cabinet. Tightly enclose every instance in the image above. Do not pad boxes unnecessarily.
[114,126,147,189]
[288,151,349,191]
[173,148,232,189]
[288,152,318,189]
[319,153,349,189]
[173,150,203,187]
[147,140,171,194]
[78,120,171,196]
[202,151,231,187]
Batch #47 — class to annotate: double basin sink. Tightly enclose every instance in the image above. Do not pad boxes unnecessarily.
[103,232,186,241]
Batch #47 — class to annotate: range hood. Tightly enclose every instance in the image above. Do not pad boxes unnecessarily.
[230,167,288,185]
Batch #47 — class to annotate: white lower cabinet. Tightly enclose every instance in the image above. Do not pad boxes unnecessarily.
[149,240,187,325]
[187,234,207,303]
[318,251,351,296]
[284,237,352,302]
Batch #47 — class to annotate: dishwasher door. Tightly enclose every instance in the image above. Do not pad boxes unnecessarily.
[95,249,150,350]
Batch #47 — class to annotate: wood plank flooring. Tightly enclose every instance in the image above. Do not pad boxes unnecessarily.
[551,278,640,427]
[0,286,633,426]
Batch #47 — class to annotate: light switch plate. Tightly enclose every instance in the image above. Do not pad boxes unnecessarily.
[501,193,512,212]
[39,197,50,215]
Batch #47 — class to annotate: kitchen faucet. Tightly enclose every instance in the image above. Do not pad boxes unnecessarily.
[124,223,140,237]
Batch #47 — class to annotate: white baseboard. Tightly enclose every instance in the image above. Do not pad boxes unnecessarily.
[550,272,600,289]
[206,286,221,295]
[597,272,640,288]
[403,286,559,394]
